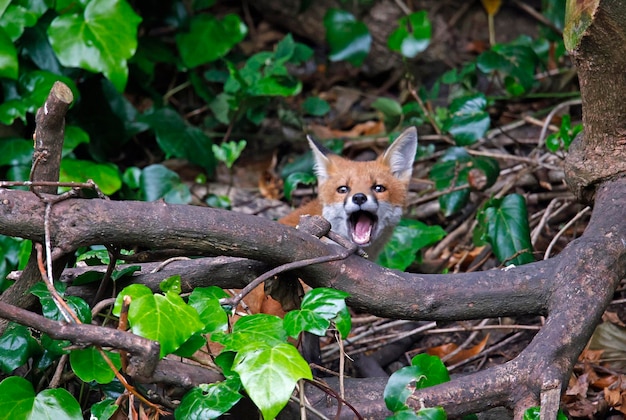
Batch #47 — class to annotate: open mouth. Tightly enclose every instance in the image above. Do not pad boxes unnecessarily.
[348,211,378,245]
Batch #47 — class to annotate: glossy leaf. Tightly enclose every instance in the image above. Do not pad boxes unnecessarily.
[138,107,216,172]
[112,283,153,316]
[139,164,192,204]
[175,378,243,420]
[0,323,41,373]
[188,287,230,334]
[387,11,432,58]
[283,171,316,201]
[0,29,18,79]
[127,287,204,357]
[90,398,118,420]
[0,376,82,420]
[211,314,287,352]
[302,96,330,116]
[0,138,33,166]
[323,9,371,66]
[0,0,48,41]
[523,406,568,420]
[69,347,121,384]
[477,42,539,95]
[384,354,450,412]
[475,194,534,266]
[212,140,246,169]
[59,158,122,195]
[159,275,182,294]
[48,0,142,91]
[30,282,92,323]
[177,14,247,68]
[378,219,446,270]
[284,288,351,339]
[234,342,312,420]
[443,93,490,145]
[63,125,90,157]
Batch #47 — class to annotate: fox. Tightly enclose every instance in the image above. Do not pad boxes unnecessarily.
[279,126,418,259]
[241,127,418,317]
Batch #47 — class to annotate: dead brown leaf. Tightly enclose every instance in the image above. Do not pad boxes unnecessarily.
[426,334,490,365]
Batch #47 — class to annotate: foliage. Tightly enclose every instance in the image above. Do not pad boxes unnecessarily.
[0,0,579,417]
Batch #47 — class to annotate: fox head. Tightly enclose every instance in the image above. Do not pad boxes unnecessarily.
[308,127,418,258]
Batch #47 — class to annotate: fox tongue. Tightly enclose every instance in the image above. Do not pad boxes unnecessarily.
[352,213,373,245]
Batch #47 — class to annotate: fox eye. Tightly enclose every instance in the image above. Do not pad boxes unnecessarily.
[373,184,386,193]
[337,186,350,194]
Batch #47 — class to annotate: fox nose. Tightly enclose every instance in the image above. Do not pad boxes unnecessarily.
[352,193,367,205]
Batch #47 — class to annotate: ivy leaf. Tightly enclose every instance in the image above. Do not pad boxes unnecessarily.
[176,14,247,68]
[0,323,41,374]
[234,343,312,420]
[128,289,204,357]
[0,0,49,41]
[90,399,118,420]
[477,41,539,96]
[443,93,491,145]
[284,288,351,339]
[283,172,316,201]
[0,138,34,166]
[69,347,121,384]
[384,354,449,412]
[112,284,154,317]
[302,97,330,117]
[0,376,82,420]
[48,0,142,91]
[188,287,230,334]
[475,194,534,266]
[139,164,191,204]
[30,282,92,324]
[323,9,371,66]
[175,378,243,420]
[138,107,216,173]
[59,158,122,195]
[0,29,18,79]
[387,11,432,58]
[378,219,446,270]
[211,314,287,352]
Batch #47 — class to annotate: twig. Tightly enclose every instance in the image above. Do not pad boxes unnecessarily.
[544,206,591,259]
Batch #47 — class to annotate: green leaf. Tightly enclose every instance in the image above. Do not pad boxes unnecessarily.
[0,376,82,420]
[176,13,247,68]
[48,0,142,91]
[302,97,330,117]
[523,406,568,420]
[0,323,41,374]
[0,28,18,79]
[387,11,432,58]
[112,284,154,317]
[90,398,119,420]
[63,125,90,157]
[211,314,287,352]
[59,158,122,195]
[475,194,534,266]
[0,138,33,166]
[283,171,316,201]
[284,288,351,338]
[372,97,403,128]
[476,42,539,95]
[384,354,449,412]
[0,0,49,41]
[323,9,371,66]
[212,140,246,169]
[443,93,490,145]
[159,275,182,294]
[175,379,243,420]
[378,219,446,270]
[30,282,92,323]
[138,107,216,173]
[69,347,121,384]
[234,342,312,420]
[188,287,229,334]
[128,290,204,357]
[139,164,191,204]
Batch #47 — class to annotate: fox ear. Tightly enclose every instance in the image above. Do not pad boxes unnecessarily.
[307,135,333,181]
[381,127,418,182]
